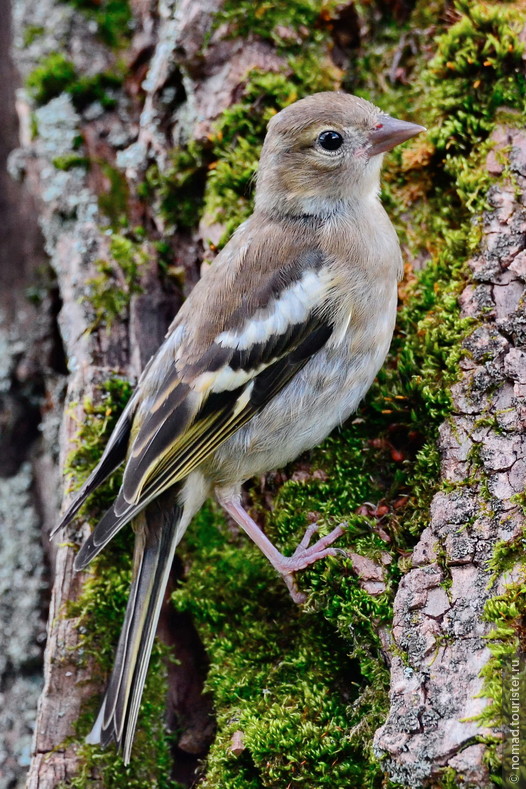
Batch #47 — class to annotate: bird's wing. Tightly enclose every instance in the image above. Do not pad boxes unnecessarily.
[51,393,139,537]
[122,315,333,504]
[74,221,339,568]
[75,313,333,570]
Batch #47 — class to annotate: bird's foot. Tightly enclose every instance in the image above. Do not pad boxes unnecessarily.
[215,488,345,605]
[277,523,346,604]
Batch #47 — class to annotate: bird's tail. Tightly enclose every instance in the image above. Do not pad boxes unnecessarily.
[85,498,183,764]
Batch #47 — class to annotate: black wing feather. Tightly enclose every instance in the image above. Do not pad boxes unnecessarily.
[51,396,137,538]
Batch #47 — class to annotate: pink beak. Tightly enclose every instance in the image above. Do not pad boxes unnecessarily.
[368,115,426,156]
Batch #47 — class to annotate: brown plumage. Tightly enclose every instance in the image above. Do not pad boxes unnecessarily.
[53,91,424,762]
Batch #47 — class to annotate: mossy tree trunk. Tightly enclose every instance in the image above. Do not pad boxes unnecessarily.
[4,0,525,787]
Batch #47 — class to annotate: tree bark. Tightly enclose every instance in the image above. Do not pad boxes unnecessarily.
[9,1,291,786]
[0,1,61,787]
[374,126,526,786]
[2,0,524,787]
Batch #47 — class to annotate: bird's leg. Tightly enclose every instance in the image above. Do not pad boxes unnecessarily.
[216,488,345,604]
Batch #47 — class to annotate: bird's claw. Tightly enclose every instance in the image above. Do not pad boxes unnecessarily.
[277,523,346,604]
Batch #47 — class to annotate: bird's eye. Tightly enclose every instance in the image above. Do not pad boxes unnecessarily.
[317,130,344,151]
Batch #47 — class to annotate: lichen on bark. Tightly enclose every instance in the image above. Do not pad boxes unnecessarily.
[6,0,526,787]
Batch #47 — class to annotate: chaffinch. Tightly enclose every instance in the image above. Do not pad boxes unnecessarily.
[53,91,424,762]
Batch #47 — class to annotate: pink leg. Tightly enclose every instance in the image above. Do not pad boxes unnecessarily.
[216,487,345,604]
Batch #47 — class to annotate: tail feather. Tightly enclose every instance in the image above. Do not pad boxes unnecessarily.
[86,498,183,764]
[73,493,143,572]
[73,481,178,571]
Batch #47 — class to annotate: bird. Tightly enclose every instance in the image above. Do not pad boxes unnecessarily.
[53,91,424,763]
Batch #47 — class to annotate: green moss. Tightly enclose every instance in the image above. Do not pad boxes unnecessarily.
[61,378,181,788]
[474,573,526,784]
[26,51,123,109]
[22,25,45,46]
[169,1,526,785]
[425,0,525,156]
[30,112,39,140]
[435,765,468,789]
[472,496,526,782]
[63,0,133,48]
[139,142,208,233]
[216,0,340,52]
[82,231,147,330]
[173,502,393,789]
[97,162,130,228]
[26,52,78,105]
[52,154,90,171]
[68,71,122,110]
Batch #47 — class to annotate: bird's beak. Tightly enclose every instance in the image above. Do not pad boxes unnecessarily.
[368,116,426,156]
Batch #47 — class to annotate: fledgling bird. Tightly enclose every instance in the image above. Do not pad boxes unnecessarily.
[53,91,424,763]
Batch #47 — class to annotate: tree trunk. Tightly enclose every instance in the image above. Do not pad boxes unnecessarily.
[2,0,524,787]
[374,124,526,785]
[0,1,62,787]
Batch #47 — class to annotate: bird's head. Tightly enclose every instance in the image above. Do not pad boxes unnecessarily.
[254,92,424,219]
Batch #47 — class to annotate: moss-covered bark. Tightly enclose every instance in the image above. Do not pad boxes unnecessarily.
[9,0,526,787]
